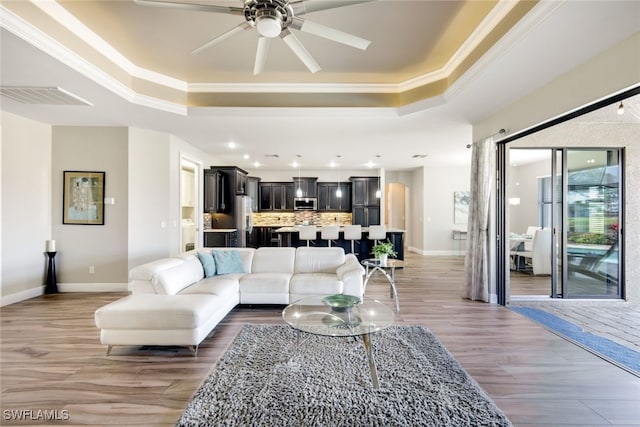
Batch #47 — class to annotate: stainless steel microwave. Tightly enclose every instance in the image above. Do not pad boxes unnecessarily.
[294,198,317,210]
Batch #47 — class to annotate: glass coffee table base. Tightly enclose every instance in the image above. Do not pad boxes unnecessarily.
[361,333,380,388]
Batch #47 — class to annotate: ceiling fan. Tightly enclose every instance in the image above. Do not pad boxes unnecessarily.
[134,0,374,75]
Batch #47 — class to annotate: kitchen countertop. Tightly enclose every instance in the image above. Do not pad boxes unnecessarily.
[274,226,405,233]
[203,228,237,233]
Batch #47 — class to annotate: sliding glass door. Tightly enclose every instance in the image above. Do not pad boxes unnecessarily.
[564,149,621,298]
[504,147,622,300]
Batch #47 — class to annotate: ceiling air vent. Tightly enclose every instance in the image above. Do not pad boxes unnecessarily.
[0,86,92,106]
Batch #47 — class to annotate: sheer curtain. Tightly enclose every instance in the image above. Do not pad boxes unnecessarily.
[463,136,495,302]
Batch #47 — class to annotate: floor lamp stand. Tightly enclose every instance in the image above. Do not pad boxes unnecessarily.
[45,251,58,294]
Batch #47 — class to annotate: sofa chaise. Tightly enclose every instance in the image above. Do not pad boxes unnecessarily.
[94,246,365,354]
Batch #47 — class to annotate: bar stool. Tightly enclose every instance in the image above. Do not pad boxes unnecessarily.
[367,225,387,253]
[320,225,340,247]
[298,225,317,247]
[343,225,362,256]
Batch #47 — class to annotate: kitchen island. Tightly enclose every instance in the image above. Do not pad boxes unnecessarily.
[275,226,405,260]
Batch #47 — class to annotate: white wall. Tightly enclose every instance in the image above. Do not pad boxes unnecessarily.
[408,167,424,253]
[1,112,52,304]
[421,165,471,255]
[249,169,376,182]
[52,126,129,289]
[128,128,172,269]
[475,32,640,139]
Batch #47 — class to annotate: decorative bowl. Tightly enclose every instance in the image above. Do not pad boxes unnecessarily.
[322,294,361,312]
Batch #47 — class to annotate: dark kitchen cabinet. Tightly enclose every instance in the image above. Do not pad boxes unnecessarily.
[204,231,237,247]
[254,226,280,247]
[259,182,295,211]
[204,169,229,213]
[246,176,260,212]
[352,205,380,227]
[350,177,381,226]
[317,182,351,212]
[204,166,248,214]
[235,170,247,195]
[292,177,318,198]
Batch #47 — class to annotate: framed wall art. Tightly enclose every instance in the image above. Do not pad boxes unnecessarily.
[63,171,105,225]
[454,191,470,225]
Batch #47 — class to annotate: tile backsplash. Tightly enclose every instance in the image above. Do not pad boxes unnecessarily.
[253,212,352,226]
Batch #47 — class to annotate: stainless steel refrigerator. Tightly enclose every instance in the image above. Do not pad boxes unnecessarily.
[235,195,253,247]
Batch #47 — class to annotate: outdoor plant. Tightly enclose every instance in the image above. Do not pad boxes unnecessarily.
[372,240,398,258]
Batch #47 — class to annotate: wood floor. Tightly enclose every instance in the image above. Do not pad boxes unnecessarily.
[2,253,639,426]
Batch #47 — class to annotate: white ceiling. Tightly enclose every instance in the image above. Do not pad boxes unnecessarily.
[1,0,639,172]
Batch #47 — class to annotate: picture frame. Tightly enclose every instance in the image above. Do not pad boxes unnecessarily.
[63,171,105,225]
[454,191,470,225]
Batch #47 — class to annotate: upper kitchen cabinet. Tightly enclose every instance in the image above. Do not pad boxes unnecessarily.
[350,177,381,226]
[204,169,227,213]
[246,176,260,212]
[204,166,248,214]
[292,177,318,198]
[317,182,351,212]
[259,182,295,211]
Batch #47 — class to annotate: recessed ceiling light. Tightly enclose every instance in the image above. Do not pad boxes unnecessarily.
[243,154,250,160]
[227,142,237,149]
[253,161,261,167]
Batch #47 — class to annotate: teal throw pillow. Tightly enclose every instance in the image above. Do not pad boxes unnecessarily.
[196,252,216,277]
[213,250,245,275]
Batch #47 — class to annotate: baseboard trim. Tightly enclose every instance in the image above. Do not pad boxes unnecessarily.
[407,247,465,257]
[58,283,128,293]
[1,283,128,306]
[1,286,43,307]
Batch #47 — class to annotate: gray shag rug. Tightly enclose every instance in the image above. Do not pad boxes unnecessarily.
[176,324,512,426]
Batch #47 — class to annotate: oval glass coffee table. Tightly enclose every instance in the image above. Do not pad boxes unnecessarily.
[282,294,394,388]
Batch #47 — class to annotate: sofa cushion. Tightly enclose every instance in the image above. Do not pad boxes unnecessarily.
[129,258,184,282]
[153,258,204,295]
[196,252,216,277]
[294,247,346,274]
[95,294,220,329]
[213,250,246,275]
[252,247,295,274]
[240,273,291,295]
[289,273,343,296]
[179,276,240,302]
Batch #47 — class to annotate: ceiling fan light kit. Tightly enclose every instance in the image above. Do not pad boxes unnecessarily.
[135,0,373,75]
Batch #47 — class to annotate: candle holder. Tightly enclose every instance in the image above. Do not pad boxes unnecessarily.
[45,251,58,294]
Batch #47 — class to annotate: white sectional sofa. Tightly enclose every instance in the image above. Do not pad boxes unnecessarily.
[95,247,365,354]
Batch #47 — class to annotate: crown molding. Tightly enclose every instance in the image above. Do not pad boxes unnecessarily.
[0,4,187,115]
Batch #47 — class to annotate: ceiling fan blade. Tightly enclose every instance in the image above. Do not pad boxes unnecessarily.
[280,29,320,73]
[134,0,243,15]
[290,0,376,16]
[290,18,370,50]
[254,37,270,75]
[192,22,252,54]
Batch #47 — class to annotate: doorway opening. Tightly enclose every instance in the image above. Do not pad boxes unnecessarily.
[180,158,200,253]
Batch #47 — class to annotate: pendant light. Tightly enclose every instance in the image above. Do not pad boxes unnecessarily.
[375,155,382,198]
[295,156,303,198]
[335,155,342,198]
